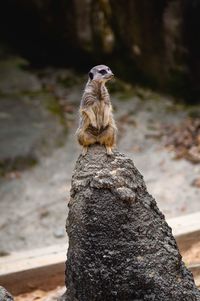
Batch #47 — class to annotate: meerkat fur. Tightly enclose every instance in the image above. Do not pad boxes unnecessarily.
[76,64,117,155]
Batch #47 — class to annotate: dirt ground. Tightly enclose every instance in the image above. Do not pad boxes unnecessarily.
[15,286,65,301]
[0,56,200,253]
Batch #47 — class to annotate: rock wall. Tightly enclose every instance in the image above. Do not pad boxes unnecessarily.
[0,0,200,99]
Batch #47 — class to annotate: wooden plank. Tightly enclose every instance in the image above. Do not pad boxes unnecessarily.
[188,264,200,288]
[0,212,200,295]
[1,263,65,297]
[168,212,200,237]
[167,212,200,253]
[0,244,67,296]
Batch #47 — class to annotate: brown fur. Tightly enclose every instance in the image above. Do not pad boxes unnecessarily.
[76,66,117,155]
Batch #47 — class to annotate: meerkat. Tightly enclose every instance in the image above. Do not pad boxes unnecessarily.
[76,64,117,155]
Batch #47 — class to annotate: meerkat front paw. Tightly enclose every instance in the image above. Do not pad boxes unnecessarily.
[106,146,113,156]
[82,146,88,156]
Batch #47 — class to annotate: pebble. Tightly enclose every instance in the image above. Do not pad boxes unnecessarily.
[53,228,65,238]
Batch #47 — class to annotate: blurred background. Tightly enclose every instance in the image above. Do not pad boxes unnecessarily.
[0,0,200,253]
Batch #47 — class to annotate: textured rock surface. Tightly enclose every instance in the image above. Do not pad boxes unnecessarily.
[0,58,67,174]
[63,144,200,301]
[0,286,13,301]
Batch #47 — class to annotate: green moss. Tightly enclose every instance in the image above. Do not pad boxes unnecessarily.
[0,89,45,99]
[188,109,200,118]
[109,79,132,93]
[118,90,135,100]
[45,96,66,126]
[46,98,61,115]
[55,70,83,88]
[164,95,200,115]
[0,56,29,70]
[58,76,79,88]
[109,76,166,102]
[8,88,68,128]
[109,78,136,100]
[165,102,185,113]
[167,68,190,98]
[0,156,37,177]
[133,86,162,101]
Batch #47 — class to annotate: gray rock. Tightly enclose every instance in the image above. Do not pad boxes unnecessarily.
[64,144,200,301]
[0,286,14,301]
[0,95,65,173]
[0,58,41,95]
[53,227,65,238]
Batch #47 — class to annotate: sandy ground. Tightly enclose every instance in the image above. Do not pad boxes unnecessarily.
[0,59,200,253]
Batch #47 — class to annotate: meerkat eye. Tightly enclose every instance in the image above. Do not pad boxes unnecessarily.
[98,69,107,75]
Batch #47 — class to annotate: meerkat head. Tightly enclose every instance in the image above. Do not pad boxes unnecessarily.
[88,65,114,83]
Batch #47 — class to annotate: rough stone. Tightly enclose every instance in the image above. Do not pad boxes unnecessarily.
[63,144,200,301]
[0,286,14,301]
[0,58,41,94]
[0,58,67,174]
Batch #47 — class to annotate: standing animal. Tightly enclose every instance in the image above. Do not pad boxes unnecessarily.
[76,65,117,155]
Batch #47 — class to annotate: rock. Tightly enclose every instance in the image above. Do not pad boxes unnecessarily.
[0,58,41,95]
[0,58,67,174]
[53,227,65,238]
[63,144,200,301]
[0,95,65,174]
[0,286,14,301]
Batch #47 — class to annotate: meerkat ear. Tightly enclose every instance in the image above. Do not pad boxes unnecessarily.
[89,71,93,80]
